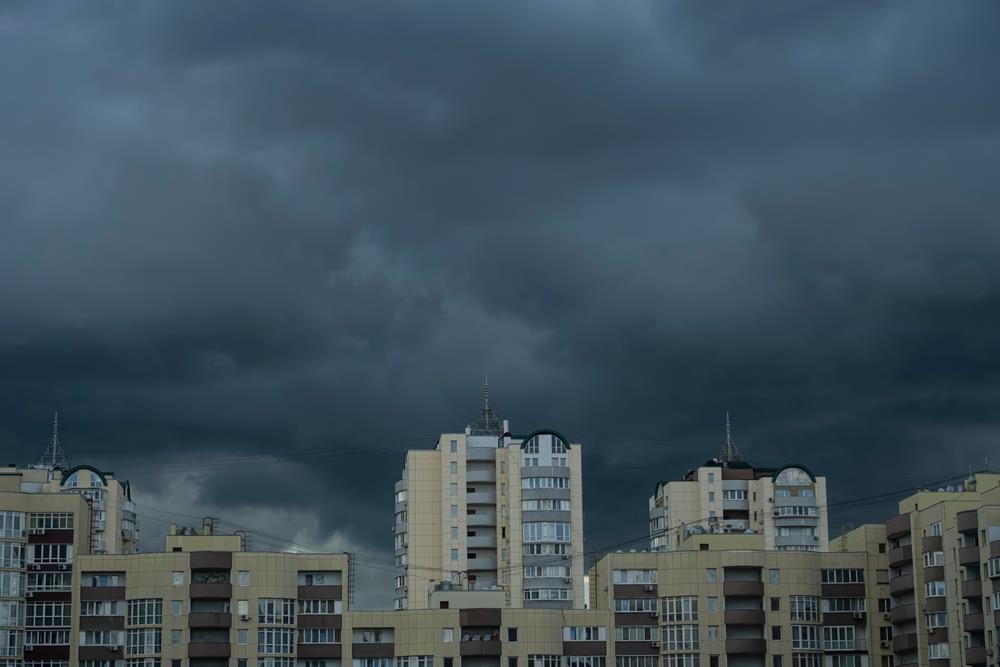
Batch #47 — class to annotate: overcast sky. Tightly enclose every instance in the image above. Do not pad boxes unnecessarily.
[2,1,999,607]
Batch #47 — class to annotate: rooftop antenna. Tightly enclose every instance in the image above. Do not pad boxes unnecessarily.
[469,374,501,436]
[37,411,70,469]
[718,412,744,465]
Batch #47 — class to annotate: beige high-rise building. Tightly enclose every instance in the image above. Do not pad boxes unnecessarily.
[393,387,585,610]
[884,471,1000,667]
[648,418,829,553]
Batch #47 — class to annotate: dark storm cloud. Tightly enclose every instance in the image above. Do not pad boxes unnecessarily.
[2,0,1000,606]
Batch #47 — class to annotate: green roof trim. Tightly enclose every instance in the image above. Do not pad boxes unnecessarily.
[771,463,817,483]
[60,465,108,487]
[513,428,572,450]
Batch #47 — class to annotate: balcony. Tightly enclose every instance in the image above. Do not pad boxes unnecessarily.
[964,613,985,631]
[961,579,983,599]
[886,513,911,539]
[966,646,988,666]
[466,557,498,571]
[466,514,496,527]
[466,448,496,462]
[460,640,502,657]
[722,581,764,597]
[724,609,765,625]
[957,510,979,533]
[80,586,126,601]
[188,613,231,628]
[188,643,231,658]
[190,551,233,570]
[890,604,915,623]
[725,638,766,654]
[922,535,943,551]
[189,583,232,599]
[825,639,868,652]
[888,545,913,567]
[466,492,497,505]
[298,644,342,659]
[467,535,497,549]
[892,633,918,653]
[889,574,914,595]
[466,469,496,483]
[959,546,981,566]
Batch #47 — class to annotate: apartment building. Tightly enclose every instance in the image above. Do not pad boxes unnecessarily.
[648,419,829,553]
[884,472,1000,667]
[592,527,890,667]
[393,387,585,610]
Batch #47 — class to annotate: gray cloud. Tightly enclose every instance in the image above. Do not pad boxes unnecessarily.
[2,0,999,607]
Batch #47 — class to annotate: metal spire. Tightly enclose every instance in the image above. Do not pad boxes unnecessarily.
[718,412,744,465]
[470,375,501,436]
[38,411,70,469]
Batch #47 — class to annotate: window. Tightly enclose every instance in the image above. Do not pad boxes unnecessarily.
[990,591,1000,611]
[450,440,458,453]
[0,601,23,626]
[127,599,162,625]
[171,572,183,586]
[707,625,719,640]
[792,657,821,667]
[80,600,124,617]
[708,492,715,502]
[258,599,295,625]
[773,658,782,667]
[299,599,341,615]
[821,569,864,584]
[508,628,518,642]
[707,597,718,613]
[612,569,657,584]
[0,512,25,539]
[258,628,295,654]
[299,629,341,644]
[823,626,855,651]
[706,568,717,583]
[170,630,182,645]
[450,505,458,518]
[772,627,782,641]
[395,658,432,667]
[127,629,161,655]
[81,630,125,646]
[27,544,72,565]
[524,588,571,601]
[0,572,24,597]
[925,581,946,598]
[442,628,454,643]
[298,572,340,586]
[528,657,560,667]
[774,506,819,517]
[923,551,944,567]
[707,473,715,483]
[0,543,24,569]
[878,598,890,613]
[928,643,949,660]
[879,627,892,642]
[614,598,657,612]
[125,660,160,667]
[821,598,866,613]
[451,549,458,562]
[260,660,295,667]
[662,596,697,622]
[662,658,697,667]
[26,602,71,627]
[770,597,780,612]
[237,629,248,645]
[238,571,250,586]
[774,467,812,486]
[450,462,458,474]
[564,627,605,641]
[28,513,74,530]
[524,565,571,578]
[722,489,747,501]
[927,522,942,537]
[525,438,539,454]
[987,557,1000,578]
[521,477,569,489]
[791,625,820,650]
[450,483,458,496]
[663,625,698,651]
[790,596,819,621]
[616,659,658,667]
[768,569,780,584]
[24,629,71,645]
[523,543,570,556]
[83,573,125,587]
[565,658,606,667]
[394,490,407,504]
[522,499,572,512]
[171,600,182,616]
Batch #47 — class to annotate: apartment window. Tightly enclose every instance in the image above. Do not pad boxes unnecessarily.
[299,599,341,615]
[662,625,698,651]
[773,658,782,667]
[792,657,821,667]
[171,630,182,645]
[706,568,717,583]
[707,625,719,640]
[790,596,819,621]
[923,551,944,567]
[615,598,657,612]
[612,569,656,584]
[925,581,946,597]
[706,597,718,613]
[822,626,855,651]
[238,571,250,586]
[0,543,24,569]
[722,489,748,501]
[508,628,518,642]
[238,629,248,645]
[821,569,864,584]
[662,596,697,622]
[127,599,162,625]
[928,644,949,660]
[791,625,820,650]
[28,544,72,564]
[707,473,715,483]
[83,573,125,587]
[521,477,569,489]
[770,597,780,612]
[878,598,891,613]
[564,627,605,641]
[879,627,892,642]
[615,659,658,667]
[442,628,454,642]
[768,569,780,584]
[451,483,458,496]
[450,505,458,518]
[927,522,942,537]
[0,512,25,539]
[772,626,781,640]
[80,600,124,617]
[451,549,458,561]
[257,628,294,654]
[26,601,71,627]
[708,492,715,502]
[299,629,341,644]
[239,660,247,667]
[126,629,161,655]
[258,599,295,625]
[0,602,23,627]
[524,588,572,601]
[987,557,1000,578]
[822,598,866,613]
[662,658,696,667]
[450,440,458,453]
[528,657,561,667]
[171,572,183,586]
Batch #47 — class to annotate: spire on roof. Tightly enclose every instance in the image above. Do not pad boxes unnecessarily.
[470,375,501,436]
[38,411,70,469]
[718,412,744,465]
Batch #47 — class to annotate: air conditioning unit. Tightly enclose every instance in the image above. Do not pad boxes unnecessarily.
[883,613,891,621]
[880,641,889,649]
[564,578,572,584]
[26,592,34,598]
[643,585,654,592]
[561,555,569,560]
[109,646,120,652]
[852,612,864,620]
[59,564,68,570]
[30,564,41,570]
[649,611,659,618]
[240,614,250,621]
[650,641,659,648]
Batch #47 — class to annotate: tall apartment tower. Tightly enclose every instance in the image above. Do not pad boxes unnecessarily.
[393,385,585,610]
[649,416,829,553]
[884,471,1000,667]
